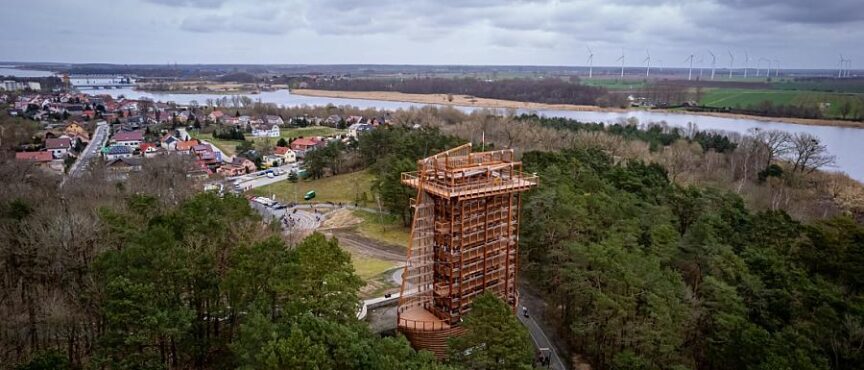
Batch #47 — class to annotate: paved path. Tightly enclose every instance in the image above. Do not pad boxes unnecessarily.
[517,291,567,370]
[62,121,109,186]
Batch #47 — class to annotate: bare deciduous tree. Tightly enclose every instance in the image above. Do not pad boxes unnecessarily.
[789,133,836,174]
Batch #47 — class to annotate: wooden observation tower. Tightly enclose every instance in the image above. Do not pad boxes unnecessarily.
[396,143,538,357]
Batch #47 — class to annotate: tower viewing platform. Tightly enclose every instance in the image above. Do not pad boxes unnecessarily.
[396,143,538,357]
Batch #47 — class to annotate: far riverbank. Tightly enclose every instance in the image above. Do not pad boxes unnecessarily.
[292,89,864,129]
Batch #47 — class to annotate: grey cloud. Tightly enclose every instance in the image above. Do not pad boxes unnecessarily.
[145,0,226,8]
[715,0,864,23]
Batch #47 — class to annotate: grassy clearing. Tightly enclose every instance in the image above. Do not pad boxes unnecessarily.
[353,210,409,248]
[279,126,345,139]
[351,255,399,281]
[250,170,376,205]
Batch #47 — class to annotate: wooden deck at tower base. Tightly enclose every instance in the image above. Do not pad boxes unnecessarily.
[396,143,538,357]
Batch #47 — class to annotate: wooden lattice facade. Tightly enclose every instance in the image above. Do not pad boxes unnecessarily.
[396,144,538,357]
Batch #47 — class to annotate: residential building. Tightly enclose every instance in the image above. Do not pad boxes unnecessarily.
[15,151,54,165]
[264,115,284,125]
[106,157,142,173]
[112,130,144,148]
[231,157,257,173]
[160,134,178,151]
[216,164,246,177]
[103,145,133,161]
[274,146,297,163]
[252,124,280,138]
[45,137,72,158]
[176,139,199,153]
[208,110,225,123]
[262,154,284,168]
[290,137,324,158]
[348,123,373,139]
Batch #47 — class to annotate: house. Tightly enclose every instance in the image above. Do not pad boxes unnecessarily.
[252,124,280,138]
[262,154,284,168]
[290,137,324,158]
[208,110,225,123]
[106,157,142,173]
[324,114,342,127]
[45,137,72,158]
[64,122,88,137]
[231,157,257,173]
[176,139,199,153]
[15,151,54,165]
[103,145,133,161]
[347,123,373,139]
[139,143,164,158]
[160,134,178,151]
[264,115,284,125]
[216,164,246,177]
[112,130,144,148]
[274,146,297,163]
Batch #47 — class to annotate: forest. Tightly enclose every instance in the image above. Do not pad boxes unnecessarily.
[353,111,864,370]
[0,157,536,369]
[306,77,610,106]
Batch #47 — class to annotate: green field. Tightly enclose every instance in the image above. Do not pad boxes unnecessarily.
[279,126,345,139]
[351,255,399,281]
[582,78,648,90]
[250,170,375,205]
[700,88,864,118]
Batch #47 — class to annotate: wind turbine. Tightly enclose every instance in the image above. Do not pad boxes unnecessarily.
[759,58,771,77]
[698,55,705,78]
[847,59,852,78]
[586,47,595,79]
[838,55,844,78]
[743,51,750,78]
[708,50,717,80]
[728,50,735,79]
[617,49,625,79]
[773,59,780,78]
[643,49,651,77]
[684,54,695,80]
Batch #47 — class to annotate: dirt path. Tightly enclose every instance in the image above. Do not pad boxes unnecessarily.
[324,229,405,262]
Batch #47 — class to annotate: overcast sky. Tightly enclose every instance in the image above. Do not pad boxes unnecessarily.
[0,0,860,69]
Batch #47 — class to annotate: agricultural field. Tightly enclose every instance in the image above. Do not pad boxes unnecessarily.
[700,88,864,118]
[250,170,375,205]
[582,78,648,90]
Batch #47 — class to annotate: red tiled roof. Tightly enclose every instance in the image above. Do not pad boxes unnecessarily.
[45,137,71,150]
[274,146,292,155]
[176,139,199,151]
[291,137,322,147]
[113,130,143,142]
[15,151,53,162]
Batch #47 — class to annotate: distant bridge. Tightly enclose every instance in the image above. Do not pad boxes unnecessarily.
[69,74,135,89]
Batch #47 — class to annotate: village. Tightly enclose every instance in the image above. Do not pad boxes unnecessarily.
[3,91,380,187]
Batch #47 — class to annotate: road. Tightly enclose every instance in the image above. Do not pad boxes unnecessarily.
[517,290,567,370]
[63,121,109,184]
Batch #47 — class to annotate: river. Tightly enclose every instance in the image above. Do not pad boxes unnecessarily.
[86,87,863,182]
